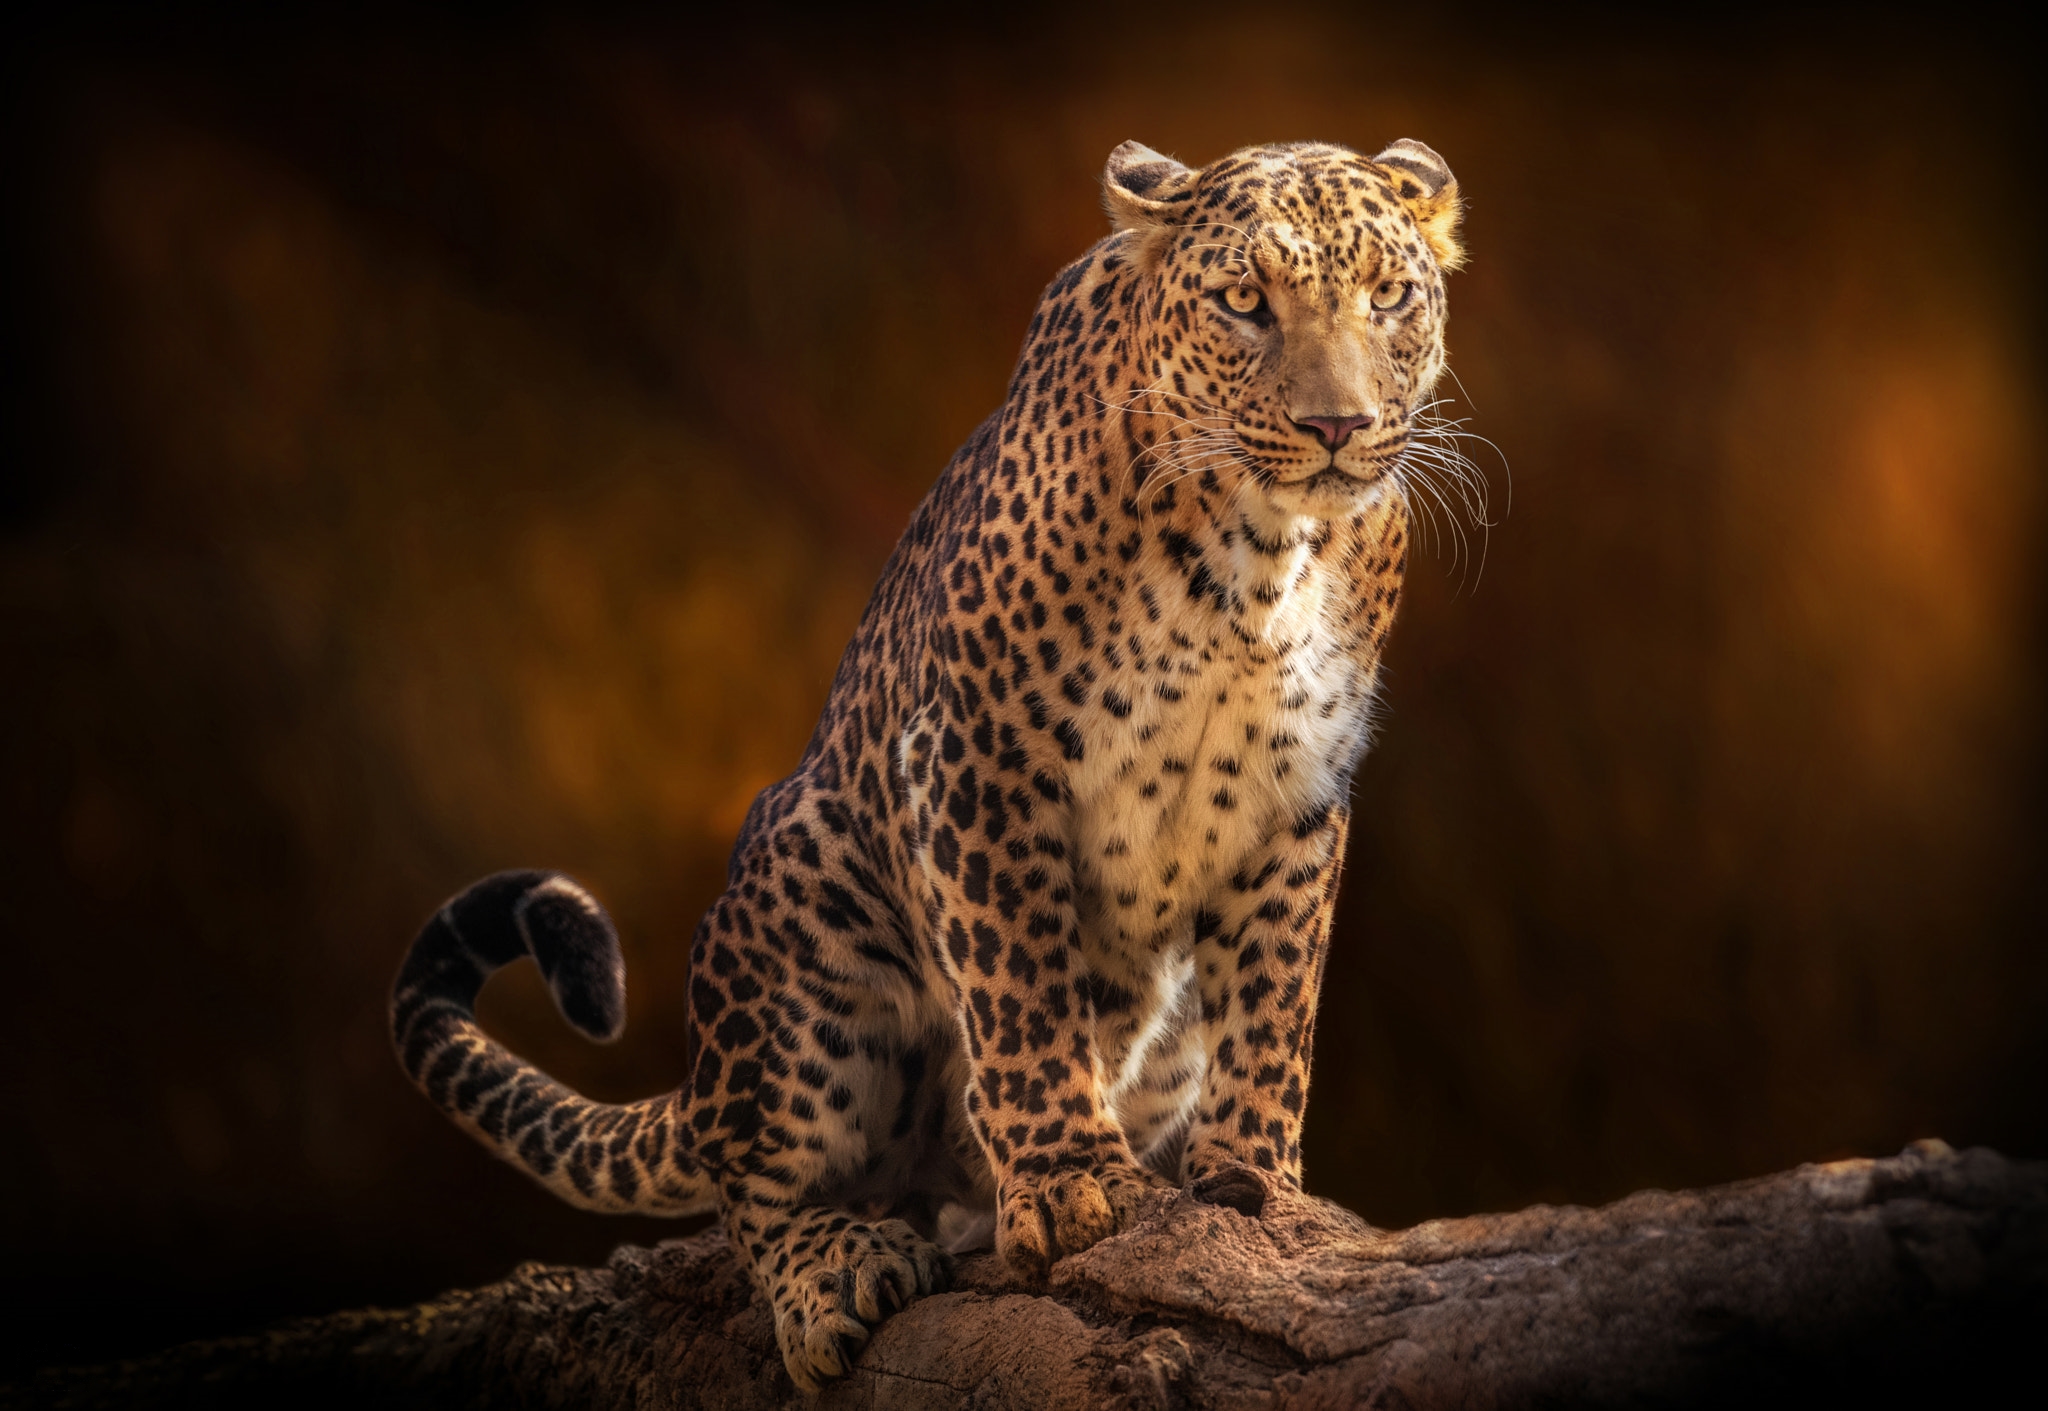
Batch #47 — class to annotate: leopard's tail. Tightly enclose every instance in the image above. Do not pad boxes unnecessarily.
[389,870,714,1216]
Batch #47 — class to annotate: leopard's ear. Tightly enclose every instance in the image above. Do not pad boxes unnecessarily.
[1373,139,1464,271]
[1104,141,1199,232]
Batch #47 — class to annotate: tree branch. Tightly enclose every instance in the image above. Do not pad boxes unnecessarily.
[17,1141,2044,1409]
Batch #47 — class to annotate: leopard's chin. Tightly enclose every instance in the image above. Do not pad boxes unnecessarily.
[1263,462,1392,518]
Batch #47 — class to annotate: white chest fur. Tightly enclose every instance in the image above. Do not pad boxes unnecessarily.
[1069,514,1381,963]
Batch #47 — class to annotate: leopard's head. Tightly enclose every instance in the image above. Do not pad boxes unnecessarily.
[1104,139,1464,522]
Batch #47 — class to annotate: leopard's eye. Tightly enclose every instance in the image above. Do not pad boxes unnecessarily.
[1371,280,1413,312]
[1221,284,1265,316]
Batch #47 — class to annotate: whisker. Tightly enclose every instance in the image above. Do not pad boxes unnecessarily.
[1444,363,1481,415]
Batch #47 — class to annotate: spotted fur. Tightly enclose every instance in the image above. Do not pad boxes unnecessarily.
[391,138,1464,1391]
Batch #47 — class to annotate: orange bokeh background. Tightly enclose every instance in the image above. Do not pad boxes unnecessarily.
[2,6,2040,1374]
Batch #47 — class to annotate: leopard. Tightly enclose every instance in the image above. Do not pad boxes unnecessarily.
[390,136,1465,1392]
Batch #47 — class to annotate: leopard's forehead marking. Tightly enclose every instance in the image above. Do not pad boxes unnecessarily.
[1180,143,1429,303]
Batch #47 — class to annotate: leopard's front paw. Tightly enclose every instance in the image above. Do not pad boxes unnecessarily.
[995,1158,1173,1279]
[766,1216,952,1393]
[1188,1161,1271,1217]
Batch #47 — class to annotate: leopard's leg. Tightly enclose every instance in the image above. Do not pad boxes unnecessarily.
[921,816,1172,1279]
[684,816,953,1392]
[1184,804,1349,1193]
[722,1198,950,1391]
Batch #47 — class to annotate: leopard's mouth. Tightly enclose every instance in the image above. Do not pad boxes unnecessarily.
[1272,459,1392,498]
[1259,460,1395,519]
[1303,463,1387,491]
[1271,433,1407,491]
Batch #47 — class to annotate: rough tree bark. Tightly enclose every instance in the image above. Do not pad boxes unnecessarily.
[14,1141,2043,1409]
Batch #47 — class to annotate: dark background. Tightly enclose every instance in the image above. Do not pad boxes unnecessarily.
[3,3,2042,1380]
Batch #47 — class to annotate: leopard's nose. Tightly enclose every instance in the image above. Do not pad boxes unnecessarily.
[1289,412,1377,451]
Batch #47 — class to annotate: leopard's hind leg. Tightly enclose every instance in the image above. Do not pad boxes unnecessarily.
[682,818,964,1390]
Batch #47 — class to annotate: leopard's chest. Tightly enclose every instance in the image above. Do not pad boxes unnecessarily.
[1067,543,1379,960]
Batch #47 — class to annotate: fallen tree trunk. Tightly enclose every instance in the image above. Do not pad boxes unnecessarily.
[14,1140,2044,1409]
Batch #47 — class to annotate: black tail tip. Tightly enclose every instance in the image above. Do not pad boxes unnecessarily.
[515,874,628,1042]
